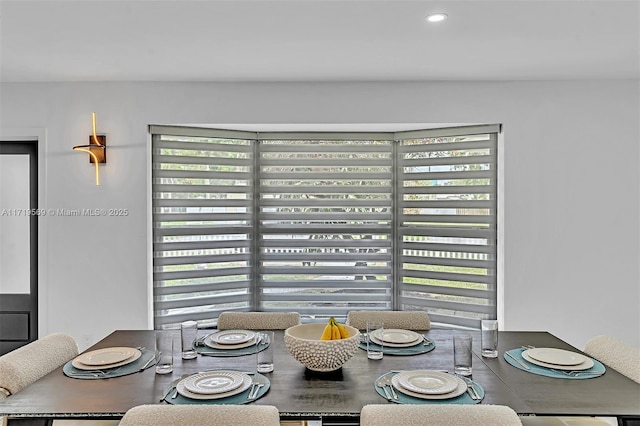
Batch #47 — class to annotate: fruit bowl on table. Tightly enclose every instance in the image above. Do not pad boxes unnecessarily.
[284,323,361,372]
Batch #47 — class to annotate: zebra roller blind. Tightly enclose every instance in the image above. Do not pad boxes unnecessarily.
[151,125,499,329]
[396,127,498,329]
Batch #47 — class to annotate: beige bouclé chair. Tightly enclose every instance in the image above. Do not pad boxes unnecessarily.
[118,404,281,426]
[346,310,431,331]
[0,332,78,399]
[217,311,301,330]
[360,404,523,426]
[0,333,120,426]
[584,335,640,384]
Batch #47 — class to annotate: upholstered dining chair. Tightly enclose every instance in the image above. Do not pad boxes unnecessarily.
[118,404,281,426]
[0,332,78,400]
[217,311,301,330]
[0,333,120,426]
[584,335,640,384]
[346,310,431,331]
[360,404,523,426]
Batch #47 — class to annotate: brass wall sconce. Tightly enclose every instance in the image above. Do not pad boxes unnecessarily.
[73,112,107,185]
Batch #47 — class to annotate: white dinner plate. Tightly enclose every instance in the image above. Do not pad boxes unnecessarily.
[369,333,423,348]
[391,372,467,400]
[525,348,587,366]
[209,330,256,345]
[522,350,594,371]
[72,347,141,370]
[204,333,258,350]
[182,371,245,395]
[177,373,252,400]
[371,329,422,345]
[394,370,459,395]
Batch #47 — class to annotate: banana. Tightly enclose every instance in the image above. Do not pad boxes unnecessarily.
[335,321,350,339]
[331,322,340,340]
[320,322,333,340]
[320,317,350,340]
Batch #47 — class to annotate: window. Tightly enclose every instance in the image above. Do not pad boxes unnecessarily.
[152,125,499,329]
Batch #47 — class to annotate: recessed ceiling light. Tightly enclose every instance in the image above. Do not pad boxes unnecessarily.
[426,13,448,23]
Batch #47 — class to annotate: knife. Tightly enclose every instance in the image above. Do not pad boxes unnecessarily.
[505,350,530,370]
[138,352,157,372]
[160,377,185,401]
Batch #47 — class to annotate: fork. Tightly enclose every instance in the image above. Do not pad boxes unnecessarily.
[68,368,121,378]
[551,368,602,377]
[71,367,122,376]
[193,333,213,347]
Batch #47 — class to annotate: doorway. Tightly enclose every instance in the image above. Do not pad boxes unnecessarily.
[0,141,38,355]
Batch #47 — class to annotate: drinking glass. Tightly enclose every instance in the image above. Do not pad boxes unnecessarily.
[155,331,174,374]
[180,320,198,360]
[453,333,472,376]
[366,321,384,360]
[481,319,499,358]
[256,331,274,373]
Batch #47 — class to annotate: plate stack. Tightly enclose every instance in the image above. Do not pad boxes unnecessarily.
[72,347,142,370]
[203,330,258,350]
[176,371,253,400]
[391,370,468,400]
[521,348,594,371]
[369,329,425,348]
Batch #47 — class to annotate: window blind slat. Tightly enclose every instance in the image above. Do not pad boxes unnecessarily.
[154,266,251,281]
[155,280,252,296]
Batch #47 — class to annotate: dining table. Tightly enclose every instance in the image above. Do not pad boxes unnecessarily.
[1,328,638,425]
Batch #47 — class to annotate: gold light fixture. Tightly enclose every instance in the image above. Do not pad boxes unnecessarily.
[73,112,107,185]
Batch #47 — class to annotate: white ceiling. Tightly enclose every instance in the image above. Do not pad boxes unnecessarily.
[1,0,638,83]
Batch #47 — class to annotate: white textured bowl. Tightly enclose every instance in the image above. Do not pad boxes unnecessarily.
[284,323,361,372]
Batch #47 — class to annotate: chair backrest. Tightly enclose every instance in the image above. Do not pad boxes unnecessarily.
[584,335,640,384]
[217,311,301,330]
[360,404,522,426]
[0,332,78,397]
[118,404,281,426]
[346,310,431,331]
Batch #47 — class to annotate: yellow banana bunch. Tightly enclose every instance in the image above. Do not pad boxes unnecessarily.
[320,317,350,340]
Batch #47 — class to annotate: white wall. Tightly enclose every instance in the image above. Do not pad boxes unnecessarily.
[0,80,638,350]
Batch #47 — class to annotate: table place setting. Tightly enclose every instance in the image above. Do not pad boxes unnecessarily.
[358,328,435,356]
[503,347,606,379]
[194,329,270,357]
[374,370,484,404]
[63,346,156,379]
[162,370,270,405]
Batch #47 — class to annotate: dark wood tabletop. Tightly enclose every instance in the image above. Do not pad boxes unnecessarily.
[1,329,638,424]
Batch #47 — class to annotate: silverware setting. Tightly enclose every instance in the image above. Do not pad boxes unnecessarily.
[466,382,481,400]
[457,375,481,400]
[550,368,603,377]
[193,333,214,347]
[247,380,264,400]
[505,350,530,370]
[160,375,190,401]
[139,351,159,372]
[379,375,398,400]
[375,377,392,400]
[68,367,123,378]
